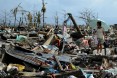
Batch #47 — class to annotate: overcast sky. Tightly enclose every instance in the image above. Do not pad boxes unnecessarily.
[0,0,117,25]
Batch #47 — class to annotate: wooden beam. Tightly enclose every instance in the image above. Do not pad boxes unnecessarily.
[43,34,54,45]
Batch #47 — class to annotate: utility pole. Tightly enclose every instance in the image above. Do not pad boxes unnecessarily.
[21,12,24,26]
[55,12,58,27]
[3,10,7,26]
[63,10,66,21]
[41,0,46,28]
[5,11,7,26]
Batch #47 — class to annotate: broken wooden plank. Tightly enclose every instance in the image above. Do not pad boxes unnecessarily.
[43,34,54,45]
[53,55,63,71]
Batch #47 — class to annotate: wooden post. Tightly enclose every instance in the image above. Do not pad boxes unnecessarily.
[53,55,63,71]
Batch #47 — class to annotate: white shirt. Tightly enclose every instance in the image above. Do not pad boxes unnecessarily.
[96,27,104,39]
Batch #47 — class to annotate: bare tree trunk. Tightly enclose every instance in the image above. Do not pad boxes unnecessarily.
[14,17,16,26]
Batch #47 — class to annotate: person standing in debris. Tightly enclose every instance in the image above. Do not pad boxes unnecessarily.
[96,21,105,55]
[81,37,89,49]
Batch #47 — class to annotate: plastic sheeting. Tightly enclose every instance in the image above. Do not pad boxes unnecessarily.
[16,35,27,42]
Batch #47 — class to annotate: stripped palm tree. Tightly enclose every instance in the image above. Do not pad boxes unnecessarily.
[36,11,41,30]
[27,12,33,29]
[11,3,22,26]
